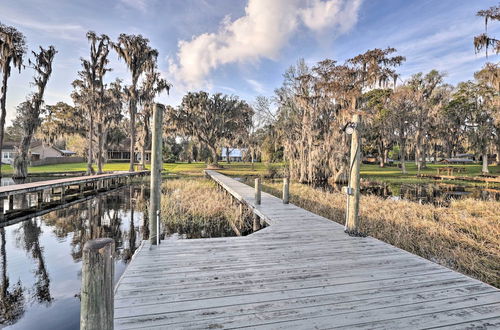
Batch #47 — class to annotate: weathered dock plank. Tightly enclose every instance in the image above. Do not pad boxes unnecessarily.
[114,170,500,329]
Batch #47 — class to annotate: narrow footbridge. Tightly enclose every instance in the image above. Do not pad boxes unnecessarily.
[114,171,500,329]
[0,170,149,224]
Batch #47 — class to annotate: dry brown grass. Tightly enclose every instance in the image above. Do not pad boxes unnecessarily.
[160,178,250,238]
[262,181,500,288]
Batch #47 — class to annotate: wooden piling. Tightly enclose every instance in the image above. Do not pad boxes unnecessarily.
[80,238,114,330]
[149,103,164,245]
[8,195,13,211]
[37,191,43,209]
[255,178,261,205]
[283,178,289,204]
[253,214,261,231]
[345,114,362,235]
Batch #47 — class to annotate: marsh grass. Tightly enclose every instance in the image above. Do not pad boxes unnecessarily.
[259,180,500,288]
[160,178,252,238]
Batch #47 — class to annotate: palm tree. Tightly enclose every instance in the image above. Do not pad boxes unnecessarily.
[0,24,26,177]
[113,34,158,172]
[13,46,57,179]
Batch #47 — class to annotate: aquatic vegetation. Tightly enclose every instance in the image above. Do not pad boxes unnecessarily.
[160,178,252,238]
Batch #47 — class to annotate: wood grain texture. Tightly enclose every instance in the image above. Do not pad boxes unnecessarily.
[114,171,500,329]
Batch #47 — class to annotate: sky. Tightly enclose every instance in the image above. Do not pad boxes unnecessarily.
[1,0,499,125]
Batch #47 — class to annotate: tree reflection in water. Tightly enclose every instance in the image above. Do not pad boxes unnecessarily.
[0,228,25,324]
[0,184,147,327]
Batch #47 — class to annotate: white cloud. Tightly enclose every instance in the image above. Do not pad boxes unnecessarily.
[118,0,150,13]
[3,13,86,41]
[168,0,363,89]
[246,78,265,94]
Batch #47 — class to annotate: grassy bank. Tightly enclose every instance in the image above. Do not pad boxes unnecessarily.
[160,178,251,238]
[255,179,500,287]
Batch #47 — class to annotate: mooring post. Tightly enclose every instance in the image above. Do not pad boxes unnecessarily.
[283,178,289,204]
[80,238,114,330]
[253,214,261,231]
[61,186,66,203]
[255,178,261,205]
[8,195,13,211]
[37,191,43,209]
[149,103,164,245]
[345,114,362,234]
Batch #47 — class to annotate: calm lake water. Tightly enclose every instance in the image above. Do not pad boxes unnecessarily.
[0,183,147,329]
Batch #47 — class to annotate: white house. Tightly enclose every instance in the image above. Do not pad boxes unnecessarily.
[1,141,76,165]
[221,148,247,162]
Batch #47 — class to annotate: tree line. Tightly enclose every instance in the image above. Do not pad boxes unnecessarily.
[0,4,498,181]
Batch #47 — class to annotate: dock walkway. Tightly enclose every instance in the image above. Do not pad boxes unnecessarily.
[114,171,500,329]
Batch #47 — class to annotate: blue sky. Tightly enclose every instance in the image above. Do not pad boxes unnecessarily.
[1,0,498,124]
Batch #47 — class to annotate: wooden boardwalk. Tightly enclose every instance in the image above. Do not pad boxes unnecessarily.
[0,171,149,222]
[114,171,500,329]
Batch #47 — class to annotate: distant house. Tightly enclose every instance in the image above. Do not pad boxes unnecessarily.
[221,148,246,162]
[441,153,475,164]
[1,140,77,165]
[107,138,151,163]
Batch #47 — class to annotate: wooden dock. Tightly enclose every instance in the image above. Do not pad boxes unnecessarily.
[0,170,149,222]
[114,171,500,329]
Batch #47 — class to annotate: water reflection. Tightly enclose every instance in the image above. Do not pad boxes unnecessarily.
[0,184,147,329]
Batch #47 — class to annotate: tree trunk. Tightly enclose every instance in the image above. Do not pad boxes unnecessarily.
[377,140,385,167]
[209,145,218,166]
[383,149,389,165]
[97,124,104,174]
[12,135,31,179]
[400,142,407,174]
[226,146,230,164]
[129,97,136,172]
[87,115,94,175]
[0,62,11,178]
[482,151,489,174]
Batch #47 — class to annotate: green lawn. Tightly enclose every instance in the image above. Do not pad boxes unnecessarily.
[360,162,500,185]
[1,161,498,186]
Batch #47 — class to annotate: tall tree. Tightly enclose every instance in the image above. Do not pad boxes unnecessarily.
[96,78,124,173]
[12,46,56,179]
[113,34,158,171]
[454,81,496,173]
[0,23,26,177]
[78,32,111,175]
[137,66,170,169]
[387,86,416,174]
[168,92,253,167]
[407,70,445,172]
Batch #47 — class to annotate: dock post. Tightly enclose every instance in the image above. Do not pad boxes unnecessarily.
[61,186,66,203]
[149,103,164,245]
[345,114,362,235]
[37,191,43,209]
[253,214,261,231]
[80,238,114,330]
[255,178,261,205]
[8,195,13,211]
[283,178,289,204]
[0,198,3,219]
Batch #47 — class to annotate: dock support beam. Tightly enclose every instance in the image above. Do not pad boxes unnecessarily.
[37,191,43,209]
[255,178,261,205]
[8,195,13,211]
[80,238,115,330]
[345,114,362,235]
[149,103,164,245]
[283,178,289,204]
